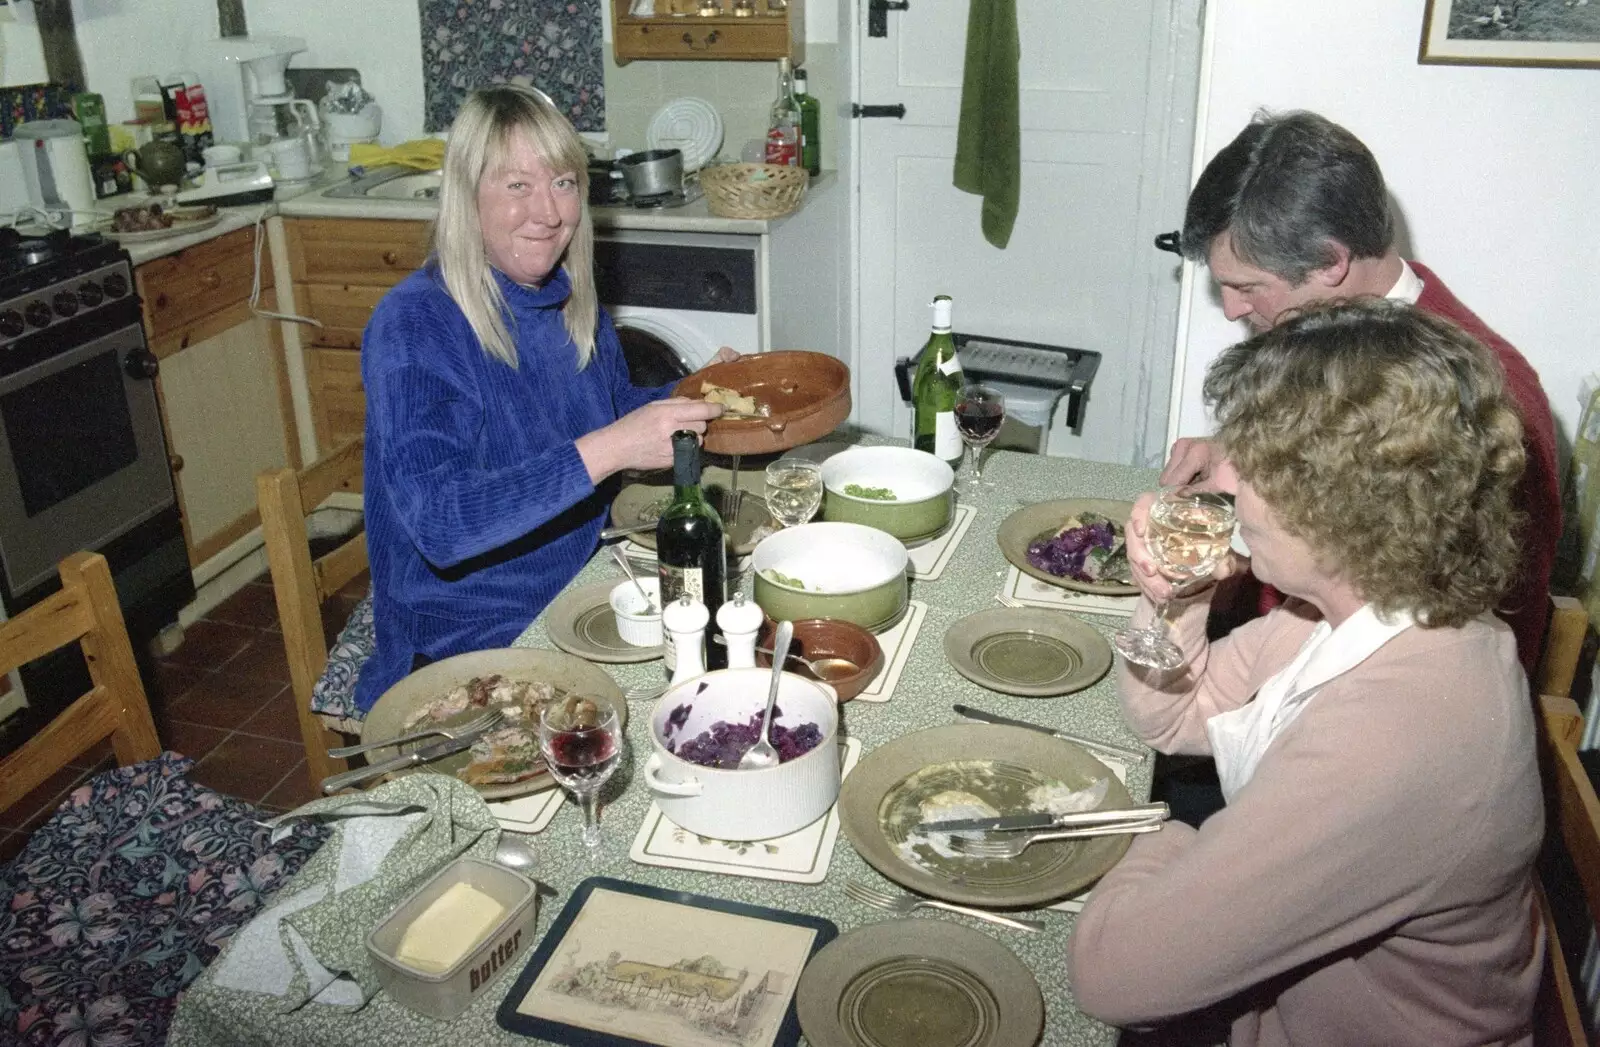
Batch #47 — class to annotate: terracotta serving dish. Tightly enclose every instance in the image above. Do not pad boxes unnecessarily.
[758,617,884,702]
[674,350,851,455]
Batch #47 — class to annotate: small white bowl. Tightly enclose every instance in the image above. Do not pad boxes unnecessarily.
[610,577,663,647]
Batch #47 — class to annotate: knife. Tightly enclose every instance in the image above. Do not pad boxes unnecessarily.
[917,801,1170,835]
[953,704,1147,763]
[320,733,484,794]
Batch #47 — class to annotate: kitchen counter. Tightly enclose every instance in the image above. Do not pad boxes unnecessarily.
[114,207,266,267]
[275,168,836,235]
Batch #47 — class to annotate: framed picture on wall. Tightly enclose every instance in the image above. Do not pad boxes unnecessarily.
[1420,0,1600,68]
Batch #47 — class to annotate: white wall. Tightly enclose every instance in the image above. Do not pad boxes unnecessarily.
[1173,0,1600,454]
[1,2,48,86]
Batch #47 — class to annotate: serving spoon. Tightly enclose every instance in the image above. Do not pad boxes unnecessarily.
[713,634,859,680]
[739,620,793,770]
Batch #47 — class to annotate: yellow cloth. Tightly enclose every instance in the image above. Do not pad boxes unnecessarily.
[348,138,446,171]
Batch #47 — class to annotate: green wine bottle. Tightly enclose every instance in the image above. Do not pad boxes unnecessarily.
[656,431,728,671]
[794,68,821,177]
[911,295,964,464]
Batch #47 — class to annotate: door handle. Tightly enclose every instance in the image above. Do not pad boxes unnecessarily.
[851,103,906,119]
[867,0,908,37]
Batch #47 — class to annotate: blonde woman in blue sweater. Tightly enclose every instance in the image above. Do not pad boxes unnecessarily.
[355,85,727,713]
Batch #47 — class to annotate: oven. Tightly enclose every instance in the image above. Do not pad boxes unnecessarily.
[0,231,192,733]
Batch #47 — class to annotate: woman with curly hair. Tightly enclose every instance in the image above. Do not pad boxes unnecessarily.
[1068,299,1543,1046]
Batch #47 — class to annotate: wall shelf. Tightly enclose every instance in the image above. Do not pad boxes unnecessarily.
[611,0,803,65]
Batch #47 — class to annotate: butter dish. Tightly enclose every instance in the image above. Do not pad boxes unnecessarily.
[367,856,538,1019]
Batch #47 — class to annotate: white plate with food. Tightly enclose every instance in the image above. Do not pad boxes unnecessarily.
[100,203,223,242]
[997,498,1139,596]
[358,648,627,800]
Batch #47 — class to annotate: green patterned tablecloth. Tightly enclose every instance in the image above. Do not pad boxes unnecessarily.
[173,443,1160,1047]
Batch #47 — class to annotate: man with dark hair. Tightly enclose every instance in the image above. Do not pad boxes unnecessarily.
[1165,109,1559,676]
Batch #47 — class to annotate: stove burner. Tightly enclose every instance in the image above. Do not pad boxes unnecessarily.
[17,239,56,268]
[628,183,705,210]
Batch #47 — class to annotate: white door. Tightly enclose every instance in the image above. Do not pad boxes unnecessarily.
[848,0,1203,465]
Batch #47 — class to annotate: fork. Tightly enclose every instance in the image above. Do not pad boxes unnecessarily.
[326,707,504,760]
[841,879,1047,933]
[995,593,1027,609]
[625,683,667,702]
[947,819,1166,860]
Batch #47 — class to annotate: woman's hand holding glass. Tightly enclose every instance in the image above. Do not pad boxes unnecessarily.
[1114,485,1239,670]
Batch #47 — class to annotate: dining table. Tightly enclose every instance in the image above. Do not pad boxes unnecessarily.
[170,438,1163,1047]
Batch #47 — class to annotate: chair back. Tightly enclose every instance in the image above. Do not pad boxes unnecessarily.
[1535,597,1599,1046]
[256,439,366,790]
[0,552,162,814]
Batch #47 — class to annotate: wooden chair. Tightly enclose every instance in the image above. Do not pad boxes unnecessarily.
[0,552,163,813]
[257,438,367,793]
[1534,595,1600,1046]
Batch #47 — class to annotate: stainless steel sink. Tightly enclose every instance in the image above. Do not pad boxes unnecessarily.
[322,165,440,201]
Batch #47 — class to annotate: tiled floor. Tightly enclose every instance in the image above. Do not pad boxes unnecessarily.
[0,570,368,864]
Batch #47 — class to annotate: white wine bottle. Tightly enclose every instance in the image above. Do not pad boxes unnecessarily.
[656,431,727,671]
[911,295,963,464]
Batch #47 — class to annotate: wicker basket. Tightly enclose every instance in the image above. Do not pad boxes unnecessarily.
[699,163,808,220]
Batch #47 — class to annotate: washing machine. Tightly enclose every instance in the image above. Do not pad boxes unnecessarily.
[594,229,762,387]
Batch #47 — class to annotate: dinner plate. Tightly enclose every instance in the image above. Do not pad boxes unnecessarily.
[546,579,664,663]
[943,606,1112,698]
[796,919,1044,1047]
[646,96,724,173]
[102,211,224,243]
[359,648,627,800]
[611,464,776,556]
[996,497,1139,595]
[838,724,1134,907]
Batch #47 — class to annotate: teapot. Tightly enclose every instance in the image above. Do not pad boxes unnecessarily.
[124,138,188,189]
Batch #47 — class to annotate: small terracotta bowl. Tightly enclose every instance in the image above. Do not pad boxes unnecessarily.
[758,618,884,702]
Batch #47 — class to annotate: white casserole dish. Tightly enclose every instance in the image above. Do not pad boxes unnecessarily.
[644,668,840,842]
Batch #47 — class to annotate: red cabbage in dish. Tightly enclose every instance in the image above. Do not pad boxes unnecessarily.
[666,705,824,769]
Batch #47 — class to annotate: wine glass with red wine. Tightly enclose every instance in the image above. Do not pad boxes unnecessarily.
[955,383,1006,486]
[536,694,624,852]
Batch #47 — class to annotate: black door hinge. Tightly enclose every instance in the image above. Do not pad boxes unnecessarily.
[851,103,907,119]
[868,0,909,37]
[1154,231,1183,255]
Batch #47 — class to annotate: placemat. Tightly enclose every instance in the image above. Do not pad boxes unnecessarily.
[489,788,563,834]
[629,737,862,883]
[1001,564,1138,618]
[908,503,977,582]
[854,600,927,704]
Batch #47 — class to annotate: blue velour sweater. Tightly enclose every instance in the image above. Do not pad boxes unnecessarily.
[354,264,670,712]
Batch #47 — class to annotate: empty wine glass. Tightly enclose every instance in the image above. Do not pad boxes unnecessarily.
[1113,486,1237,670]
[536,694,624,852]
[955,383,1006,486]
[764,457,823,527]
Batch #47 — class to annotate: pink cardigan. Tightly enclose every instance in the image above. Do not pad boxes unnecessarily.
[1068,598,1544,1047]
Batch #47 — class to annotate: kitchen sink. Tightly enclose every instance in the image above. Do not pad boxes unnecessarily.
[322,165,440,201]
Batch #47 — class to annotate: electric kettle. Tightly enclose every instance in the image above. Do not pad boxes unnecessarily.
[13,120,97,231]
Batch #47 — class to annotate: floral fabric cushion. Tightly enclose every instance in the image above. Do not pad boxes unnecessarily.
[0,753,328,1047]
[309,592,373,725]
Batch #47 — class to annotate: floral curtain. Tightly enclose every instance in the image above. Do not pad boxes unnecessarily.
[418,0,606,133]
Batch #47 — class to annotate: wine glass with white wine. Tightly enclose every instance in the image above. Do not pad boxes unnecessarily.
[764,458,823,528]
[1113,486,1237,670]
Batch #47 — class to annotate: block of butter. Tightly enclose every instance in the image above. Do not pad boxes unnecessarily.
[394,881,506,974]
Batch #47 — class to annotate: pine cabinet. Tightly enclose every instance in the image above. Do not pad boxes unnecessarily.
[611,0,803,64]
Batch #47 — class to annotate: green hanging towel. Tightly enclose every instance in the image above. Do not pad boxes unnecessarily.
[953,0,1021,249]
